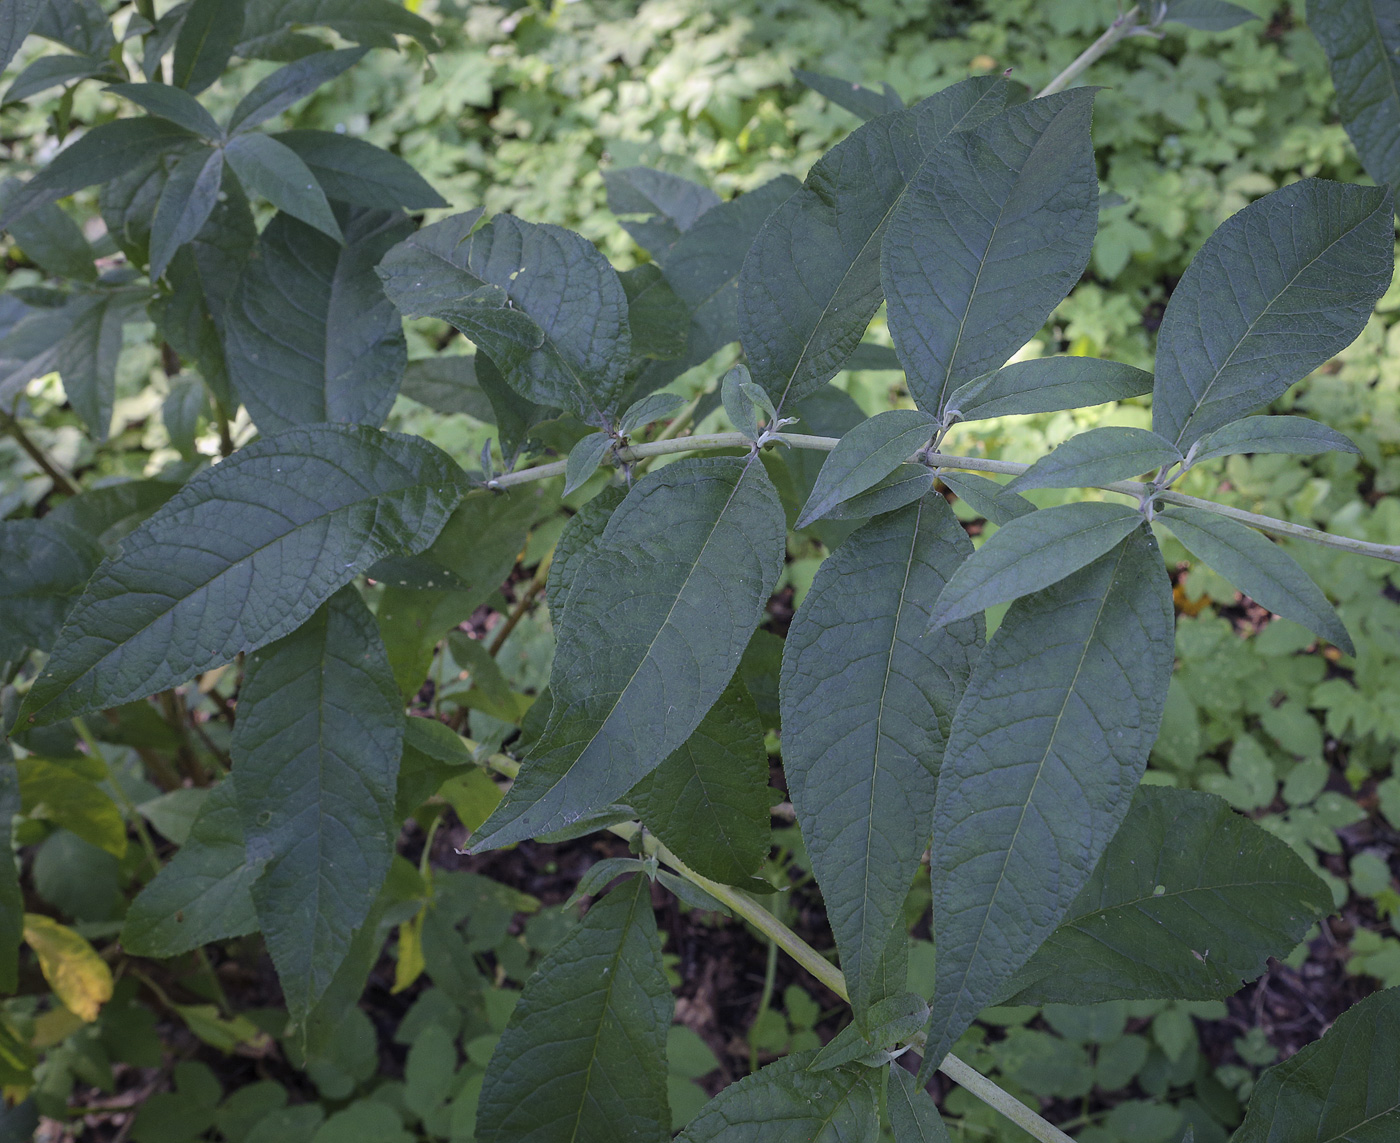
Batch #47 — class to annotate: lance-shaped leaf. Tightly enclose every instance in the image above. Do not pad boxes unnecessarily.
[0,118,197,231]
[228,48,369,135]
[782,497,983,1019]
[1151,178,1393,451]
[627,678,771,888]
[1006,427,1181,493]
[1157,507,1353,654]
[237,0,437,54]
[224,132,342,241]
[1188,415,1360,464]
[173,0,245,94]
[0,518,103,660]
[562,432,613,496]
[233,587,403,1020]
[149,147,225,280]
[106,82,223,139]
[4,54,119,104]
[272,130,446,210]
[470,457,785,851]
[1233,986,1400,1142]
[477,876,672,1143]
[619,391,684,436]
[999,787,1332,1006]
[20,424,468,727]
[888,1065,951,1142]
[121,779,264,958]
[928,501,1144,630]
[793,67,903,120]
[883,89,1099,413]
[225,207,411,432]
[1312,0,1400,189]
[937,472,1034,526]
[948,357,1154,422]
[56,287,149,440]
[604,166,719,259]
[812,993,929,1070]
[824,465,935,521]
[677,1051,880,1143]
[0,194,95,282]
[0,0,41,76]
[1162,0,1258,30]
[920,529,1174,1075]
[377,211,630,423]
[796,409,938,528]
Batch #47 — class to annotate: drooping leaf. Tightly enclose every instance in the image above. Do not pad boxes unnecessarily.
[626,678,771,888]
[476,877,672,1143]
[223,131,343,241]
[121,779,265,957]
[782,497,982,1019]
[920,528,1174,1074]
[476,351,547,457]
[225,206,411,432]
[0,518,103,660]
[1161,0,1258,30]
[234,587,403,1021]
[0,0,41,76]
[237,0,437,54]
[1313,0,1400,188]
[936,472,1035,526]
[948,357,1154,421]
[796,409,938,528]
[0,195,95,282]
[1157,507,1354,654]
[1188,415,1360,464]
[0,301,72,406]
[20,424,468,727]
[377,211,631,424]
[173,0,246,94]
[793,67,903,120]
[603,166,719,259]
[273,129,446,209]
[1150,178,1393,451]
[21,914,113,1022]
[55,287,149,440]
[16,758,126,857]
[471,457,785,850]
[1233,986,1400,1142]
[398,356,494,420]
[882,89,1099,413]
[2,53,118,104]
[227,47,368,134]
[1006,427,1181,493]
[107,82,223,139]
[677,1051,880,1143]
[1000,787,1332,1005]
[888,1065,951,1142]
[928,501,1144,630]
[812,993,929,1070]
[562,431,614,496]
[148,147,225,280]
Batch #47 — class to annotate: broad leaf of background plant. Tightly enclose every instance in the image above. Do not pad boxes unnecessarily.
[233,587,404,1021]
[677,1050,880,1142]
[603,166,720,260]
[0,518,103,660]
[920,528,1175,1076]
[273,130,446,210]
[999,787,1332,1005]
[477,876,672,1143]
[1150,178,1393,451]
[781,497,983,1020]
[471,457,785,850]
[226,207,411,432]
[1312,0,1400,188]
[882,88,1098,413]
[1234,985,1400,1141]
[627,678,771,888]
[20,425,467,727]
[122,779,265,958]
[948,357,1155,421]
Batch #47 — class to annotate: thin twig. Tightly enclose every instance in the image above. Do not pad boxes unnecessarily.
[0,408,80,496]
[1036,5,1146,97]
[487,552,553,657]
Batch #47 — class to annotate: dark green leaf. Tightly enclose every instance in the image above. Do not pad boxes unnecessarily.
[0,301,72,404]
[33,0,113,56]
[0,0,41,76]
[238,0,436,53]
[823,465,935,520]
[948,357,1155,421]
[883,89,1099,413]
[920,529,1174,1074]
[0,118,197,230]
[782,497,982,1018]
[224,132,342,241]
[398,355,494,420]
[395,715,472,818]
[793,67,903,119]
[544,485,627,626]
[1000,787,1332,1005]
[56,287,149,440]
[888,1065,950,1143]
[1161,0,1258,30]
[477,877,672,1143]
[1151,179,1393,450]
[845,343,902,371]
[627,678,771,887]
[1157,507,1354,654]
[45,479,179,550]
[812,993,928,1070]
[928,501,1144,629]
[225,206,411,431]
[228,48,368,134]
[475,351,546,457]
[656,871,732,916]
[0,740,22,991]
[562,431,613,496]
[0,193,95,281]
[1233,986,1400,1141]
[273,129,446,209]
[3,54,116,104]
[1188,415,1360,464]
[173,0,245,94]
[785,385,868,547]
[797,409,937,528]
[677,1051,880,1143]
[619,391,684,436]
[1006,427,1181,492]
[20,424,468,727]
[1313,0,1400,188]
[471,457,785,850]
[937,472,1034,526]
[604,166,719,258]
[721,363,763,441]
[0,518,103,660]
[149,147,224,280]
[121,779,264,957]
[233,587,403,1020]
[106,83,222,139]
[619,262,688,363]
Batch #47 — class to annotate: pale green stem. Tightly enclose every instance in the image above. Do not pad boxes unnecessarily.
[1036,5,1147,97]
[485,432,1400,565]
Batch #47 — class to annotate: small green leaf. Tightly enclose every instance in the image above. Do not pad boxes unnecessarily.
[721,363,763,441]
[477,877,672,1143]
[106,83,223,139]
[224,132,342,242]
[823,464,934,520]
[619,391,684,436]
[948,357,1154,421]
[796,409,938,528]
[1161,0,1259,30]
[149,147,225,280]
[273,129,446,210]
[1313,0,1400,188]
[565,860,650,908]
[792,67,903,119]
[173,0,245,94]
[562,431,613,496]
[1006,427,1181,493]
[937,472,1034,526]
[227,48,369,134]
[812,993,929,1070]
[928,501,1144,629]
[1157,507,1354,654]
[888,1065,951,1142]
[1188,415,1360,464]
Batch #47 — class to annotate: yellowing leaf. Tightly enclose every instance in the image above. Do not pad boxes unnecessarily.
[439,769,503,833]
[392,909,426,994]
[174,1004,273,1055]
[22,914,113,1022]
